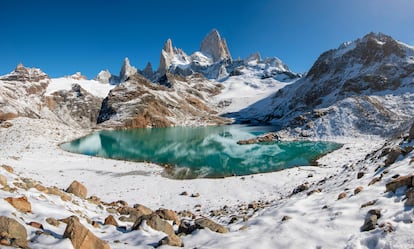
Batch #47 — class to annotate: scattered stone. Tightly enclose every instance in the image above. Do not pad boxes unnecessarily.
[28,221,43,230]
[179,191,188,196]
[354,186,364,195]
[46,217,60,227]
[307,188,322,196]
[63,216,110,249]
[379,222,394,233]
[248,201,259,210]
[0,216,28,249]
[0,121,13,128]
[385,174,414,192]
[104,200,128,207]
[1,165,13,173]
[195,217,228,233]
[158,234,183,247]
[384,147,403,166]
[178,210,195,219]
[405,188,414,206]
[87,195,101,205]
[92,221,100,228]
[104,215,119,227]
[156,208,180,225]
[66,180,87,199]
[191,193,200,198]
[132,214,175,237]
[337,192,347,200]
[361,209,381,232]
[368,176,382,186]
[133,204,153,215]
[357,172,365,179]
[292,182,309,194]
[307,173,314,178]
[47,187,72,201]
[0,174,7,186]
[106,207,118,214]
[178,220,196,235]
[4,196,31,213]
[281,216,292,222]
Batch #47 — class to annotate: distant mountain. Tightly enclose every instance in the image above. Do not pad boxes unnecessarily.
[236,32,414,137]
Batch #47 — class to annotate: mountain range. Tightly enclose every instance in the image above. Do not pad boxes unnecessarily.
[1,30,413,139]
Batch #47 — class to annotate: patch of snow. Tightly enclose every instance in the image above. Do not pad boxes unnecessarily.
[47,77,115,98]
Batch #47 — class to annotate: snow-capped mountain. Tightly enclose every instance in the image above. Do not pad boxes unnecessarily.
[236,32,414,138]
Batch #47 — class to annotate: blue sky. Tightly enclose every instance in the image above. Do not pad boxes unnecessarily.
[1,0,414,78]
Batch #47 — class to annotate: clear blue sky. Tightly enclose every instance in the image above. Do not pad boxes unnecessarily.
[1,0,414,78]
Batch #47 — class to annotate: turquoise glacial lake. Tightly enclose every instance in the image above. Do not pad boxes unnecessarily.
[61,125,341,179]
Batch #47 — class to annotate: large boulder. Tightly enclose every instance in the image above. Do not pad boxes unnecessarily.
[155,208,180,225]
[63,216,110,249]
[0,216,28,249]
[66,181,87,199]
[4,196,31,213]
[195,217,228,233]
[385,174,414,192]
[132,213,174,237]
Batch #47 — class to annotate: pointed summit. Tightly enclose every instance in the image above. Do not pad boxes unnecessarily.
[120,57,137,82]
[158,38,175,75]
[142,62,154,79]
[200,29,232,62]
[163,39,174,57]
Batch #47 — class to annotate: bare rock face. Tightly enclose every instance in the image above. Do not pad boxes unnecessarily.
[200,29,232,63]
[63,216,110,249]
[1,63,50,83]
[158,39,175,75]
[0,216,28,249]
[119,57,138,82]
[4,196,31,213]
[66,180,87,199]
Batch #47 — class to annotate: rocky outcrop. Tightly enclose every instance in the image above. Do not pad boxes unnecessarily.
[97,73,229,128]
[44,84,103,128]
[1,63,50,83]
[200,29,232,62]
[95,58,137,84]
[0,216,28,249]
[95,70,119,85]
[63,216,110,249]
[66,180,87,199]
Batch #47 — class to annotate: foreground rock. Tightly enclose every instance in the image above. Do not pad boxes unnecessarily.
[66,180,87,199]
[63,216,110,249]
[132,213,174,236]
[385,174,414,192]
[0,216,28,249]
[4,196,31,213]
[361,209,381,232]
[195,217,228,233]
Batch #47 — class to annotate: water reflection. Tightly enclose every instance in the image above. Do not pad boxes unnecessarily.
[61,125,341,179]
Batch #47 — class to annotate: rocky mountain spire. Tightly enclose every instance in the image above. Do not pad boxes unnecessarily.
[119,57,138,82]
[200,29,232,62]
[158,39,174,75]
[142,62,154,79]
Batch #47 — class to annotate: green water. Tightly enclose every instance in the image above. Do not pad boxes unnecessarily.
[61,125,341,179]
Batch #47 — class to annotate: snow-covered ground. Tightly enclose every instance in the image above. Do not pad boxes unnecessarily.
[47,76,115,98]
[3,117,412,248]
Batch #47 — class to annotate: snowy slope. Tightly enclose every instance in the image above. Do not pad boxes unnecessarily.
[47,76,115,98]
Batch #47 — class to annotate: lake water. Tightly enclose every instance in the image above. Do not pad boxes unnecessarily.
[61,125,341,179]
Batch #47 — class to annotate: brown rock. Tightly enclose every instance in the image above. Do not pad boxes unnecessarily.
[158,234,183,247]
[337,192,347,200]
[361,200,377,208]
[34,184,47,193]
[0,121,13,128]
[63,216,110,249]
[104,215,118,227]
[354,186,364,195]
[87,195,101,205]
[385,174,414,192]
[132,213,174,236]
[133,204,153,215]
[368,176,382,186]
[0,216,28,249]
[46,217,60,227]
[361,209,381,232]
[47,187,72,201]
[405,188,414,206]
[28,221,43,229]
[4,196,31,213]
[0,174,7,186]
[384,147,403,166]
[1,165,13,173]
[156,208,180,225]
[195,217,228,233]
[92,221,100,228]
[66,180,87,199]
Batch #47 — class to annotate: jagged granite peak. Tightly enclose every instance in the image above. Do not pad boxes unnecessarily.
[142,62,154,79]
[120,57,138,82]
[0,63,50,82]
[158,39,174,75]
[95,70,119,85]
[200,29,232,62]
[163,38,174,57]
